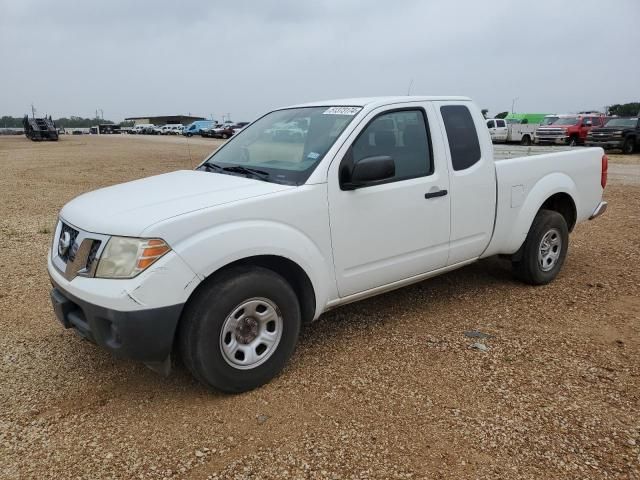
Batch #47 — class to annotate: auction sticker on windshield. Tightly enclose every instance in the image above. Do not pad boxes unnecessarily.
[323,106,362,115]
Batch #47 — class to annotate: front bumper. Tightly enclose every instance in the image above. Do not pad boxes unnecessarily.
[585,139,624,149]
[50,280,183,362]
[534,135,568,145]
[47,248,200,363]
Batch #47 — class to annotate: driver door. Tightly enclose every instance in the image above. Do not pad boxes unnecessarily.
[327,104,451,297]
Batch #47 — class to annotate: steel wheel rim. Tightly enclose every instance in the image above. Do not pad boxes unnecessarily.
[220,297,283,370]
[538,228,562,272]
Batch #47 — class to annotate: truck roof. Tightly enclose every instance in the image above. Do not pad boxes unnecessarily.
[286,96,472,109]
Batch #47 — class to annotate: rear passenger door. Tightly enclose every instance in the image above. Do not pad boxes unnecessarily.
[435,102,497,265]
[328,104,451,297]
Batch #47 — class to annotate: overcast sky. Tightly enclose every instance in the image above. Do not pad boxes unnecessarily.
[1,0,638,122]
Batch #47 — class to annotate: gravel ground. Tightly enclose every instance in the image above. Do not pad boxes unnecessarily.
[0,136,639,479]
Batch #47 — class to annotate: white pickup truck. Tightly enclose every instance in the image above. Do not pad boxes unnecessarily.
[48,96,608,392]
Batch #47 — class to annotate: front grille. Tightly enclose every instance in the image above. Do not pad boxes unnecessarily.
[537,129,564,137]
[59,223,79,263]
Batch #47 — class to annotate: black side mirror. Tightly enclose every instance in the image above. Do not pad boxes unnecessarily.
[341,155,395,190]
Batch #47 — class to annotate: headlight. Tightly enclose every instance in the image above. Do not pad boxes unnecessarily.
[96,237,171,279]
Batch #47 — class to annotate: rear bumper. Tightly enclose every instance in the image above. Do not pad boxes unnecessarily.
[50,279,183,363]
[589,201,607,220]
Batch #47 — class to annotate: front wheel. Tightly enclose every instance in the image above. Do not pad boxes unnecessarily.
[221,133,229,139]
[178,266,301,393]
[520,135,531,146]
[622,137,635,154]
[512,209,569,285]
[568,136,578,147]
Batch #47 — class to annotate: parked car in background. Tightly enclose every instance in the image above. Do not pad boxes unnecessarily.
[48,96,608,393]
[231,122,250,135]
[168,125,184,135]
[131,124,155,135]
[201,124,223,138]
[586,117,639,154]
[182,120,215,137]
[534,114,607,146]
[487,117,537,145]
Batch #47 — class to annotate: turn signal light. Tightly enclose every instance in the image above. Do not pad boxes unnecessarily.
[136,239,170,270]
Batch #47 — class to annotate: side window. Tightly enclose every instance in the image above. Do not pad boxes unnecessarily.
[350,109,432,182]
[496,120,506,128]
[440,105,482,171]
[487,120,495,128]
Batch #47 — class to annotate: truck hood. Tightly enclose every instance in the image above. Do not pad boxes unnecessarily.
[60,170,293,236]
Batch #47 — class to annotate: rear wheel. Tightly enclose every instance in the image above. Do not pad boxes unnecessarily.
[178,266,301,393]
[622,137,635,154]
[520,135,531,146]
[512,209,569,285]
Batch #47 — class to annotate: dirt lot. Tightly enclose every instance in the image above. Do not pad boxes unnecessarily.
[1,135,639,479]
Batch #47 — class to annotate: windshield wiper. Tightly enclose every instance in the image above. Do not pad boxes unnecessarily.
[198,162,270,182]
[222,165,270,180]
[198,162,224,172]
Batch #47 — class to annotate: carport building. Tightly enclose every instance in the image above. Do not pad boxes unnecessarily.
[125,115,206,126]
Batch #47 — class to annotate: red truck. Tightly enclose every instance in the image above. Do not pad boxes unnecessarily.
[534,113,608,146]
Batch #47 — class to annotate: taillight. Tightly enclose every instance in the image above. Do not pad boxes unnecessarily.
[601,154,608,189]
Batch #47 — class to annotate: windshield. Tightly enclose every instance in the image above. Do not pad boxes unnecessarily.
[542,116,558,125]
[553,117,579,126]
[200,106,361,185]
[604,118,638,128]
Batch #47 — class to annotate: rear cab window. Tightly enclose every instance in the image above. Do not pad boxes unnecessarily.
[440,105,482,171]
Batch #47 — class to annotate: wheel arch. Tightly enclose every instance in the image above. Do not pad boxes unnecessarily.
[540,192,577,232]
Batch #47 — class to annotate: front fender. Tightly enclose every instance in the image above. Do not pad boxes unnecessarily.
[484,172,578,257]
[170,220,333,318]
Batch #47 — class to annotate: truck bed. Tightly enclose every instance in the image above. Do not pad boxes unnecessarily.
[493,144,573,161]
[482,145,605,258]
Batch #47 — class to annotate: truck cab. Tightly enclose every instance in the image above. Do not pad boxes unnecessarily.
[586,117,640,154]
[486,118,508,142]
[535,114,607,146]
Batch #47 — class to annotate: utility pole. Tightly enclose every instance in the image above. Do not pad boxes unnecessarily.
[31,103,36,118]
[511,97,519,114]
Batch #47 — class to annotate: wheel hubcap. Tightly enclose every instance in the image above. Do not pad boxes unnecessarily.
[538,228,562,272]
[220,297,283,370]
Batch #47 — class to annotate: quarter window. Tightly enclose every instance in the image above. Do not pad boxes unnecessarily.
[440,105,482,171]
[349,109,432,182]
[496,120,506,128]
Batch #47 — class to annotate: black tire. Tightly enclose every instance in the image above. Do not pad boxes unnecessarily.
[568,136,579,147]
[520,135,531,146]
[622,137,635,155]
[512,209,569,285]
[185,132,192,137]
[178,266,301,393]
[221,133,229,139]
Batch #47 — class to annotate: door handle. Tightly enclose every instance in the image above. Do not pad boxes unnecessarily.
[424,189,448,199]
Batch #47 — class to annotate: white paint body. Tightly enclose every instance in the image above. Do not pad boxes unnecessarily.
[48,96,605,320]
